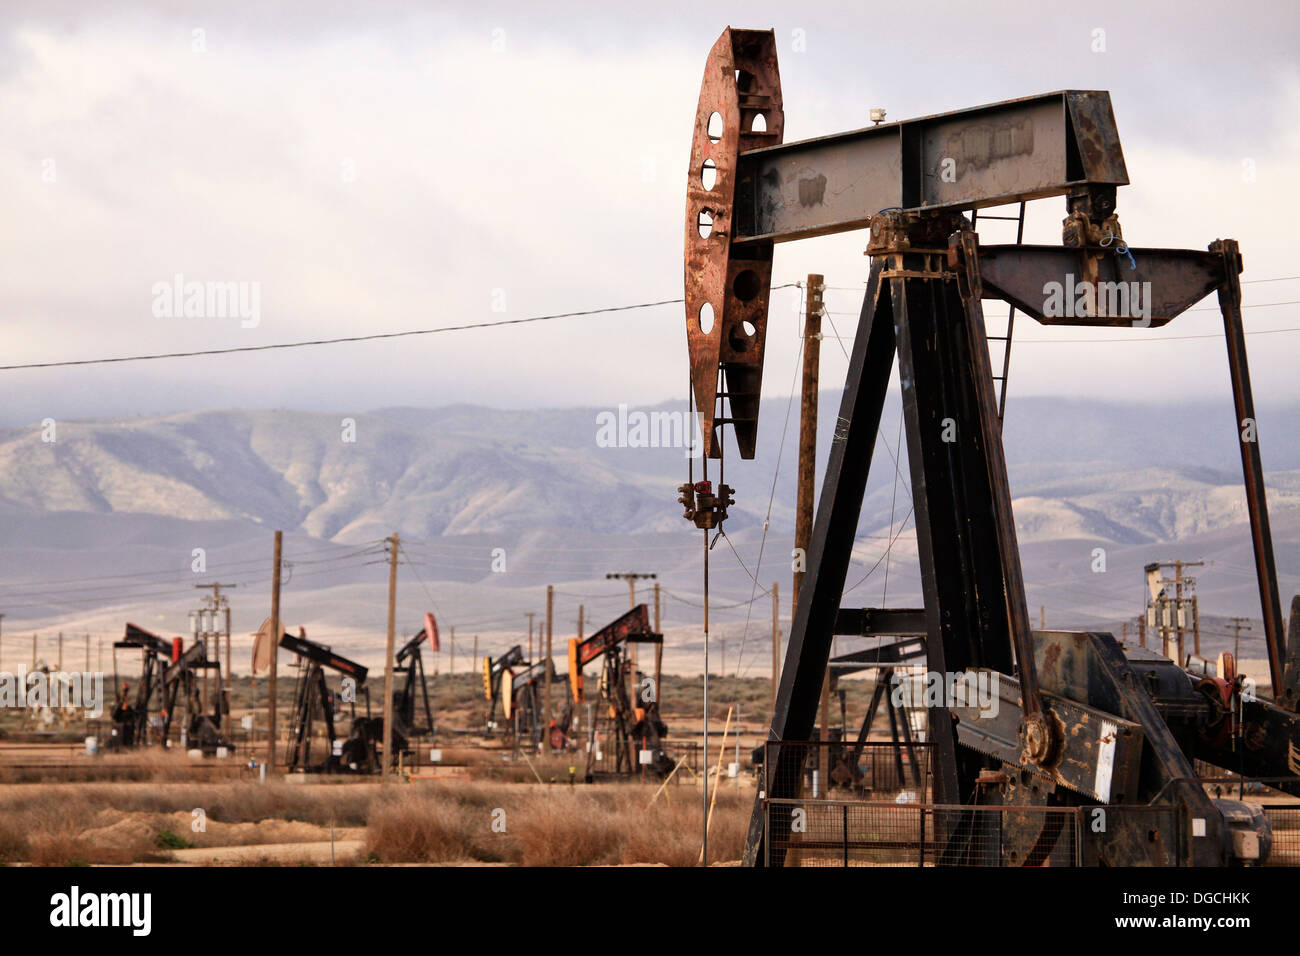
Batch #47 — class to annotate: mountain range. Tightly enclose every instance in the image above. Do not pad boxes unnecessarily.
[0,396,1296,674]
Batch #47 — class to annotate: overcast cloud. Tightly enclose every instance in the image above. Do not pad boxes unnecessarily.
[1,0,1297,426]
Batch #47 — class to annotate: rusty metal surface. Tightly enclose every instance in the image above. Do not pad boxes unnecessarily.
[978,244,1225,326]
[1064,90,1129,184]
[569,603,659,669]
[951,671,1145,802]
[733,90,1127,245]
[684,27,783,458]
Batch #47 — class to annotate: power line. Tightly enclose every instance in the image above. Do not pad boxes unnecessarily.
[1,284,800,373]
[0,542,385,597]
[0,299,684,371]
[396,540,441,619]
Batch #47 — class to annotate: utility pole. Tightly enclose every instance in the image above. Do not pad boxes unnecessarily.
[793,274,823,613]
[449,626,455,677]
[267,530,282,773]
[1040,606,1045,629]
[771,581,780,720]
[31,633,36,669]
[1174,563,1185,662]
[98,637,103,671]
[382,533,399,779]
[1192,595,1201,657]
[195,582,237,738]
[1145,560,1203,664]
[794,275,826,780]
[84,633,90,671]
[57,632,62,671]
[652,583,662,700]
[544,585,554,755]
[1229,617,1253,662]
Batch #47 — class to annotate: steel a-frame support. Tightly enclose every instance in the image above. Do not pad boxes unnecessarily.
[747,217,1041,866]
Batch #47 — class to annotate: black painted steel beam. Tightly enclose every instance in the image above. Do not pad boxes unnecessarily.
[743,259,896,867]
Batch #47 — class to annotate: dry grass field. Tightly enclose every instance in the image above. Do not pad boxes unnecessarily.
[0,748,751,867]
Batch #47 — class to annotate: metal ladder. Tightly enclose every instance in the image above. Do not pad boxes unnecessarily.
[970,201,1026,427]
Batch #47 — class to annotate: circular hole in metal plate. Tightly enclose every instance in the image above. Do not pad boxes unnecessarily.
[697,208,713,239]
[732,269,761,302]
[699,302,715,335]
[702,158,717,191]
[728,320,755,352]
[707,111,724,143]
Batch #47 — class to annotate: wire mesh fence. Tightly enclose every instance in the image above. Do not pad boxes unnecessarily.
[1261,805,1300,866]
[763,799,1083,867]
[762,740,933,803]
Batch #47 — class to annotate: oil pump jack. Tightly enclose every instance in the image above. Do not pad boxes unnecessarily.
[391,613,438,747]
[278,627,379,773]
[482,644,524,736]
[111,622,230,753]
[481,645,570,749]
[568,605,673,779]
[681,27,1300,867]
[277,617,437,773]
[111,623,170,748]
[511,658,571,751]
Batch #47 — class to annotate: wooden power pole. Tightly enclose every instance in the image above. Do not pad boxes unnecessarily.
[1192,595,1201,657]
[652,583,662,700]
[1229,616,1253,662]
[771,581,780,720]
[544,585,554,754]
[267,530,282,772]
[795,275,826,779]
[381,532,399,778]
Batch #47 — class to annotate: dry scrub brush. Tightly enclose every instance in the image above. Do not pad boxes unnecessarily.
[366,782,748,866]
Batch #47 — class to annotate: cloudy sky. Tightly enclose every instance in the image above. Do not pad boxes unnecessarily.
[1,0,1297,427]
